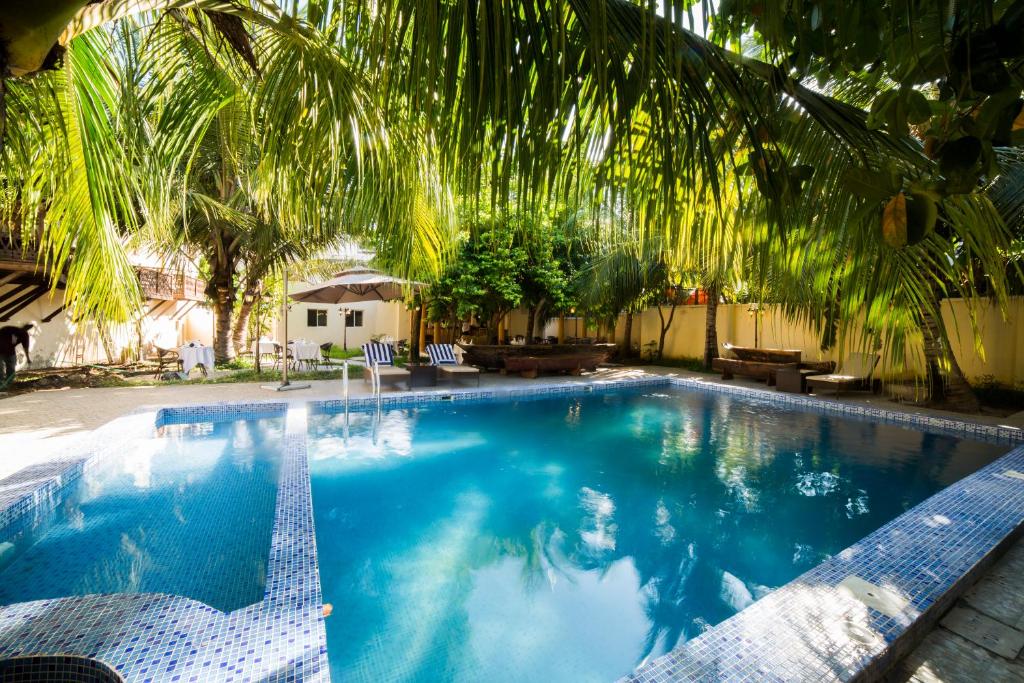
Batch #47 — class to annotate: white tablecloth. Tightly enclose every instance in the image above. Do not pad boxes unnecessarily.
[253,340,277,356]
[289,342,321,362]
[179,345,214,374]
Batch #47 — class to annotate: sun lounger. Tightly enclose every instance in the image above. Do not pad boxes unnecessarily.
[362,342,410,390]
[806,352,880,396]
[426,343,480,386]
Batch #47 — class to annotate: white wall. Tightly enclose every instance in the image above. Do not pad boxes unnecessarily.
[276,296,412,351]
[1,283,213,368]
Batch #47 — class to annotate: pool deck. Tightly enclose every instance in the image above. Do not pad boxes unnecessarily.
[2,366,1024,682]
[893,539,1024,681]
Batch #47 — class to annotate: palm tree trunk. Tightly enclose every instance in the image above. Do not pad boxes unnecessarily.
[97,320,117,364]
[920,303,980,412]
[213,284,235,363]
[533,299,548,342]
[704,285,720,369]
[410,304,422,359]
[231,283,258,357]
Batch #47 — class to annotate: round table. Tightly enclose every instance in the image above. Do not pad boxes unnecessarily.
[289,342,321,369]
[178,344,214,375]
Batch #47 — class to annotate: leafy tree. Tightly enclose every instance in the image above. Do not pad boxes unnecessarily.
[2,9,451,356]
[428,211,578,343]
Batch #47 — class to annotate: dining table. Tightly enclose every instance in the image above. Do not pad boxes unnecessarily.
[252,339,277,357]
[289,341,321,369]
[178,343,214,375]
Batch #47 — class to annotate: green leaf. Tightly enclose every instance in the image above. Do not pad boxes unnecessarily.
[904,89,931,125]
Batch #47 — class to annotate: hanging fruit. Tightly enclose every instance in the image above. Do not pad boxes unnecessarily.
[881,191,937,248]
[882,192,908,248]
[904,193,938,245]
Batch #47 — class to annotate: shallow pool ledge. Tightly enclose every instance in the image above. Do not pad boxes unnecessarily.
[623,440,1024,681]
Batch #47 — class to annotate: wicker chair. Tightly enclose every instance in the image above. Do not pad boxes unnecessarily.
[153,347,183,378]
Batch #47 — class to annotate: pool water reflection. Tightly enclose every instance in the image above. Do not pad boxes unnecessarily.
[308,390,1007,682]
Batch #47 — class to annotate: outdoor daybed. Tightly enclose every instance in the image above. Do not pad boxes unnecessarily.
[711,343,834,383]
[362,341,410,390]
[806,352,880,396]
[426,343,481,386]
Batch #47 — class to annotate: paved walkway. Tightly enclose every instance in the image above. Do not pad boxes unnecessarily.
[894,540,1024,682]
[2,365,1023,681]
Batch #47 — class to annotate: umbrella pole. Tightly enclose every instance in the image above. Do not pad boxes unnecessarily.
[264,266,310,392]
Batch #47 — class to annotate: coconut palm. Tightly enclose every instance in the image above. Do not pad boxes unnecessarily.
[2,6,453,348]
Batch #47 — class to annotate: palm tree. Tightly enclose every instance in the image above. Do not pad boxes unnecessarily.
[3,8,453,342]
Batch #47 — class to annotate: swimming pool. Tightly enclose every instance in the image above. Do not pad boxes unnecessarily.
[0,415,284,612]
[308,387,1009,682]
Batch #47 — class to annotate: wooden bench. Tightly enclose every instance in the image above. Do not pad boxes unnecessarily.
[504,353,606,378]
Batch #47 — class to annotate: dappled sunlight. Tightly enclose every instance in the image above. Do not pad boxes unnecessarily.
[578,487,618,555]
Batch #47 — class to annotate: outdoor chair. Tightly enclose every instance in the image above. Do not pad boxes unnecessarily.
[426,343,480,386]
[362,341,410,390]
[153,346,182,378]
[272,343,295,372]
[806,352,880,397]
[320,342,336,367]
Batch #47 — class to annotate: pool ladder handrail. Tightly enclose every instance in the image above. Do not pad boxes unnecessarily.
[372,360,382,415]
[342,357,382,422]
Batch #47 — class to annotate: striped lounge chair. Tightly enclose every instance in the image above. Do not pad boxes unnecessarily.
[362,342,410,390]
[425,343,480,386]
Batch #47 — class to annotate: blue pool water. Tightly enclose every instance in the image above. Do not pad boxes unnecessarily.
[0,417,284,612]
[308,389,1009,682]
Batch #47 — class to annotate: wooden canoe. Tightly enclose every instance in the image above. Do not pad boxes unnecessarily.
[722,342,802,364]
[458,343,616,370]
[504,352,608,377]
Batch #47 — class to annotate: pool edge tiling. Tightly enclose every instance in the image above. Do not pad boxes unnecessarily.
[1,374,1023,682]
[0,403,328,683]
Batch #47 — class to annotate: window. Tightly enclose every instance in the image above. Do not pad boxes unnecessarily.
[307,308,327,327]
[345,310,364,328]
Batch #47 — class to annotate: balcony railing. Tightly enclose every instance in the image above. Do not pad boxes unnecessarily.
[136,266,206,302]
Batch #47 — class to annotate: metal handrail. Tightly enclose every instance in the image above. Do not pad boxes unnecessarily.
[372,360,382,414]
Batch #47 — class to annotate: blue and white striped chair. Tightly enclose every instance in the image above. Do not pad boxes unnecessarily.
[361,342,410,389]
[425,343,480,386]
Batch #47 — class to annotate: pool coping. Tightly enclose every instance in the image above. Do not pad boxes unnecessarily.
[1,374,1022,682]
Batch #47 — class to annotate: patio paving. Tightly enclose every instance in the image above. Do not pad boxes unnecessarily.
[893,539,1024,682]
